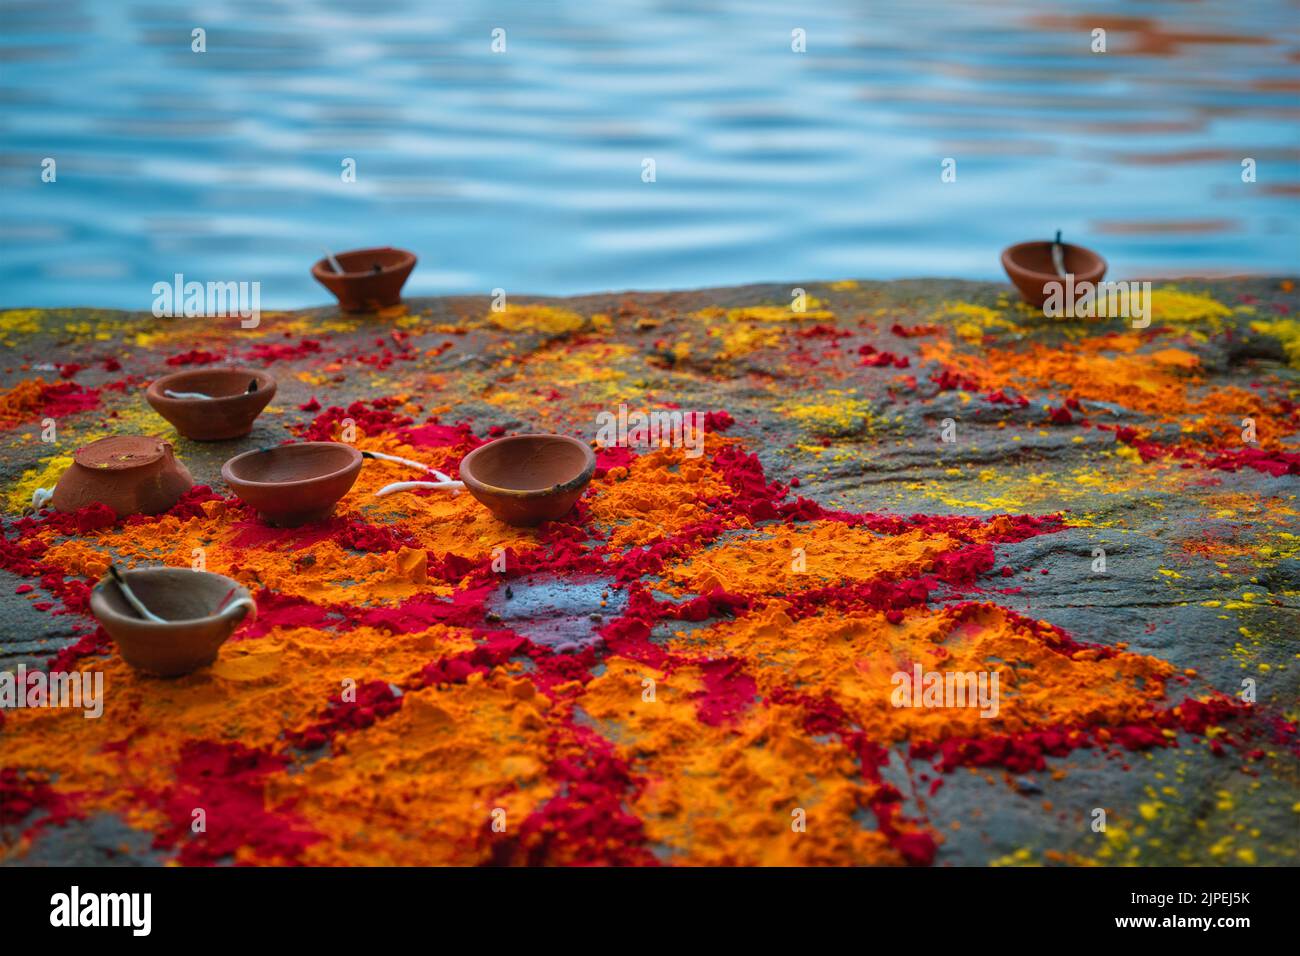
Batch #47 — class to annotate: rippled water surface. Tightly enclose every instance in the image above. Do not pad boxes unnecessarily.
[2,0,1298,309]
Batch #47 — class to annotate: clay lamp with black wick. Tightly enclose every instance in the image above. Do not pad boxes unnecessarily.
[456,434,597,527]
[90,565,256,676]
[311,246,417,312]
[146,367,276,440]
[1001,230,1107,308]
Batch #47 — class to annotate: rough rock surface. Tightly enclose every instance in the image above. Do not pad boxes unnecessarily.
[1,277,1297,866]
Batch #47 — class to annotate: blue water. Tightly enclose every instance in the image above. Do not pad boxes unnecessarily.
[2,0,1298,310]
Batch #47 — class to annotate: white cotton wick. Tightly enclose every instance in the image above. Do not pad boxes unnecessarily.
[363,450,462,495]
[164,389,214,400]
[108,567,168,623]
[31,487,54,509]
[373,480,466,498]
[322,247,345,274]
[216,596,257,620]
[363,449,450,477]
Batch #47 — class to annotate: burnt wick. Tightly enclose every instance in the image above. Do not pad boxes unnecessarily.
[1051,229,1068,279]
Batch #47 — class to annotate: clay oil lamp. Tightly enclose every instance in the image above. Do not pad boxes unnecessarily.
[310,246,417,312]
[221,441,363,526]
[90,566,255,677]
[1001,231,1107,308]
[49,435,193,517]
[457,434,596,527]
[145,367,276,441]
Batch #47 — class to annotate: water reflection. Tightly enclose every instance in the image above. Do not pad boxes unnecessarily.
[0,0,1296,309]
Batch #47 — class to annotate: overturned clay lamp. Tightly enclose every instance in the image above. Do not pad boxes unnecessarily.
[145,367,276,440]
[310,246,417,312]
[1001,236,1107,308]
[50,435,193,517]
[221,441,363,527]
[458,433,596,527]
[90,567,255,677]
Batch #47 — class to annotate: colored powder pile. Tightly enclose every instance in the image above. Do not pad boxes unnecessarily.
[0,379,100,430]
[689,300,837,360]
[0,309,44,345]
[1250,317,1300,368]
[921,330,1299,455]
[777,389,879,437]
[486,303,587,336]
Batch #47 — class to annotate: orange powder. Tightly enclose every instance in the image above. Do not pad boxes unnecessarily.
[921,334,1294,448]
[587,443,735,548]
[658,522,962,596]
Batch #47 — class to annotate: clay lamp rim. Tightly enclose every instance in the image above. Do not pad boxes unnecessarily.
[72,435,169,471]
[146,367,276,407]
[1000,240,1107,282]
[458,433,597,500]
[92,567,253,629]
[220,441,364,490]
[310,246,417,279]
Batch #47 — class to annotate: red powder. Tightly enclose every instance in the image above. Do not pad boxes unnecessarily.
[985,390,1029,407]
[1205,447,1300,477]
[931,369,982,392]
[0,767,82,828]
[857,344,910,368]
[146,740,319,865]
[295,400,414,442]
[245,339,322,365]
[891,323,943,338]
[796,324,852,340]
[1047,405,1074,426]
[594,444,637,477]
[166,349,225,366]
[227,514,414,553]
[36,382,101,420]
[487,723,657,866]
[703,410,735,432]
[287,681,404,751]
[690,657,757,726]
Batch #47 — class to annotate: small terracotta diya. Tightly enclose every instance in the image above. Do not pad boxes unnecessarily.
[90,567,255,677]
[51,435,193,517]
[221,441,363,526]
[310,246,417,312]
[145,367,276,440]
[458,434,596,527]
[1001,238,1107,308]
